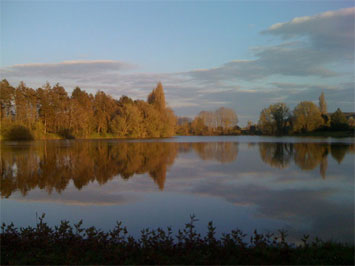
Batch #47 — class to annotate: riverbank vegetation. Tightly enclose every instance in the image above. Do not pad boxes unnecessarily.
[1,214,353,265]
[1,79,354,140]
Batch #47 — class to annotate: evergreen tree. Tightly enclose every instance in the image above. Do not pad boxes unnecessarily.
[148,82,166,111]
[330,108,348,130]
[319,92,327,115]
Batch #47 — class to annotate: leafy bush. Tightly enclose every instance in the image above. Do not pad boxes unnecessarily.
[331,108,349,130]
[2,124,34,140]
[1,214,353,265]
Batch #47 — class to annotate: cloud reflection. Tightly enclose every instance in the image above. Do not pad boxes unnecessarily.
[1,141,353,197]
[1,139,353,243]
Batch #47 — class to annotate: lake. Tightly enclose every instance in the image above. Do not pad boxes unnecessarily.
[1,136,354,243]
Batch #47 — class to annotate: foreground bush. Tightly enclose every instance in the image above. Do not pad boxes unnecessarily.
[1,124,34,141]
[1,214,353,265]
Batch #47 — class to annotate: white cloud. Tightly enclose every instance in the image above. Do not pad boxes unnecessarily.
[263,7,354,61]
[0,60,137,80]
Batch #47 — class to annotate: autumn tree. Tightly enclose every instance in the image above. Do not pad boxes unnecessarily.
[70,87,94,137]
[191,117,206,135]
[14,82,38,130]
[147,82,166,111]
[198,111,215,129]
[176,117,192,135]
[271,103,290,134]
[258,107,275,135]
[258,103,290,135]
[51,83,70,133]
[293,101,323,132]
[330,108,348,130]
[93,91,117,135]
[348,117,355,128]
[215,107,238,133]
[112,103,142,137]
[147,82,176,137]
[37,83,52,134]
[0,79,14,120]
[195,107,238,135]
[160,107,177,137]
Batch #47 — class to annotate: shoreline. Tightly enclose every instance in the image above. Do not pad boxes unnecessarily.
[1,131,354,141]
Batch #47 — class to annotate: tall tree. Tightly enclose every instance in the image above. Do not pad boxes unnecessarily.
[270,103,290,135]
[330,108,348,130]
[37,83,53,134]
[258,103,289,135]
[147,82,166,111]
[70,87,94,137]
[258,107,275,135]
[0,79,14,120]
[51,83,69,132]
[293,101,323,132]
[319,92,327,115]
[191,117,206,135]
[215,107,238,132]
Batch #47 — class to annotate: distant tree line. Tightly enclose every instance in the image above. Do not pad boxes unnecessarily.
[1,79,353,139]
[257,92,354,135]
[176,107,239,136]
[177,92,354,136]
[0,80,176,139]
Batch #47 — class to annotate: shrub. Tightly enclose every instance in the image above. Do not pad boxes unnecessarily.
[1,214,353,265]
[3,124,33,140]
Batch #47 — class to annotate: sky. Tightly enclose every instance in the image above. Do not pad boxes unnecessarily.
[1,0,354,125]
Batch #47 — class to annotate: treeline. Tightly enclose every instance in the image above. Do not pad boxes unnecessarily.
[257,93,354,135]
[177,92,354,136]
[1,79,354,139]
[0,80,176,140]
[177,107,239,135]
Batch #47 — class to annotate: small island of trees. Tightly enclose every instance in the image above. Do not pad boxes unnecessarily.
[0,79,354,140]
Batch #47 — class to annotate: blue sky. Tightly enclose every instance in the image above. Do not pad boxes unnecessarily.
[1,0,354,125]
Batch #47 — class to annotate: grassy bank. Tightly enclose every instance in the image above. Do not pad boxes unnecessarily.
[1,215,353,265]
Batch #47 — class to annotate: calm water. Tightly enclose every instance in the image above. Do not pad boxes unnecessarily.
[1,136,354,243]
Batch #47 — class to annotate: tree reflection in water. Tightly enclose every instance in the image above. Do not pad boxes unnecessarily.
[259,143,293,169]
[259,142,353,179]
[0,141,353,197]
[0,141,178,197]
[191,142,239,163]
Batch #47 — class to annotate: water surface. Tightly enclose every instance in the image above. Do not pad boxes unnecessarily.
[1,136,354,243]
